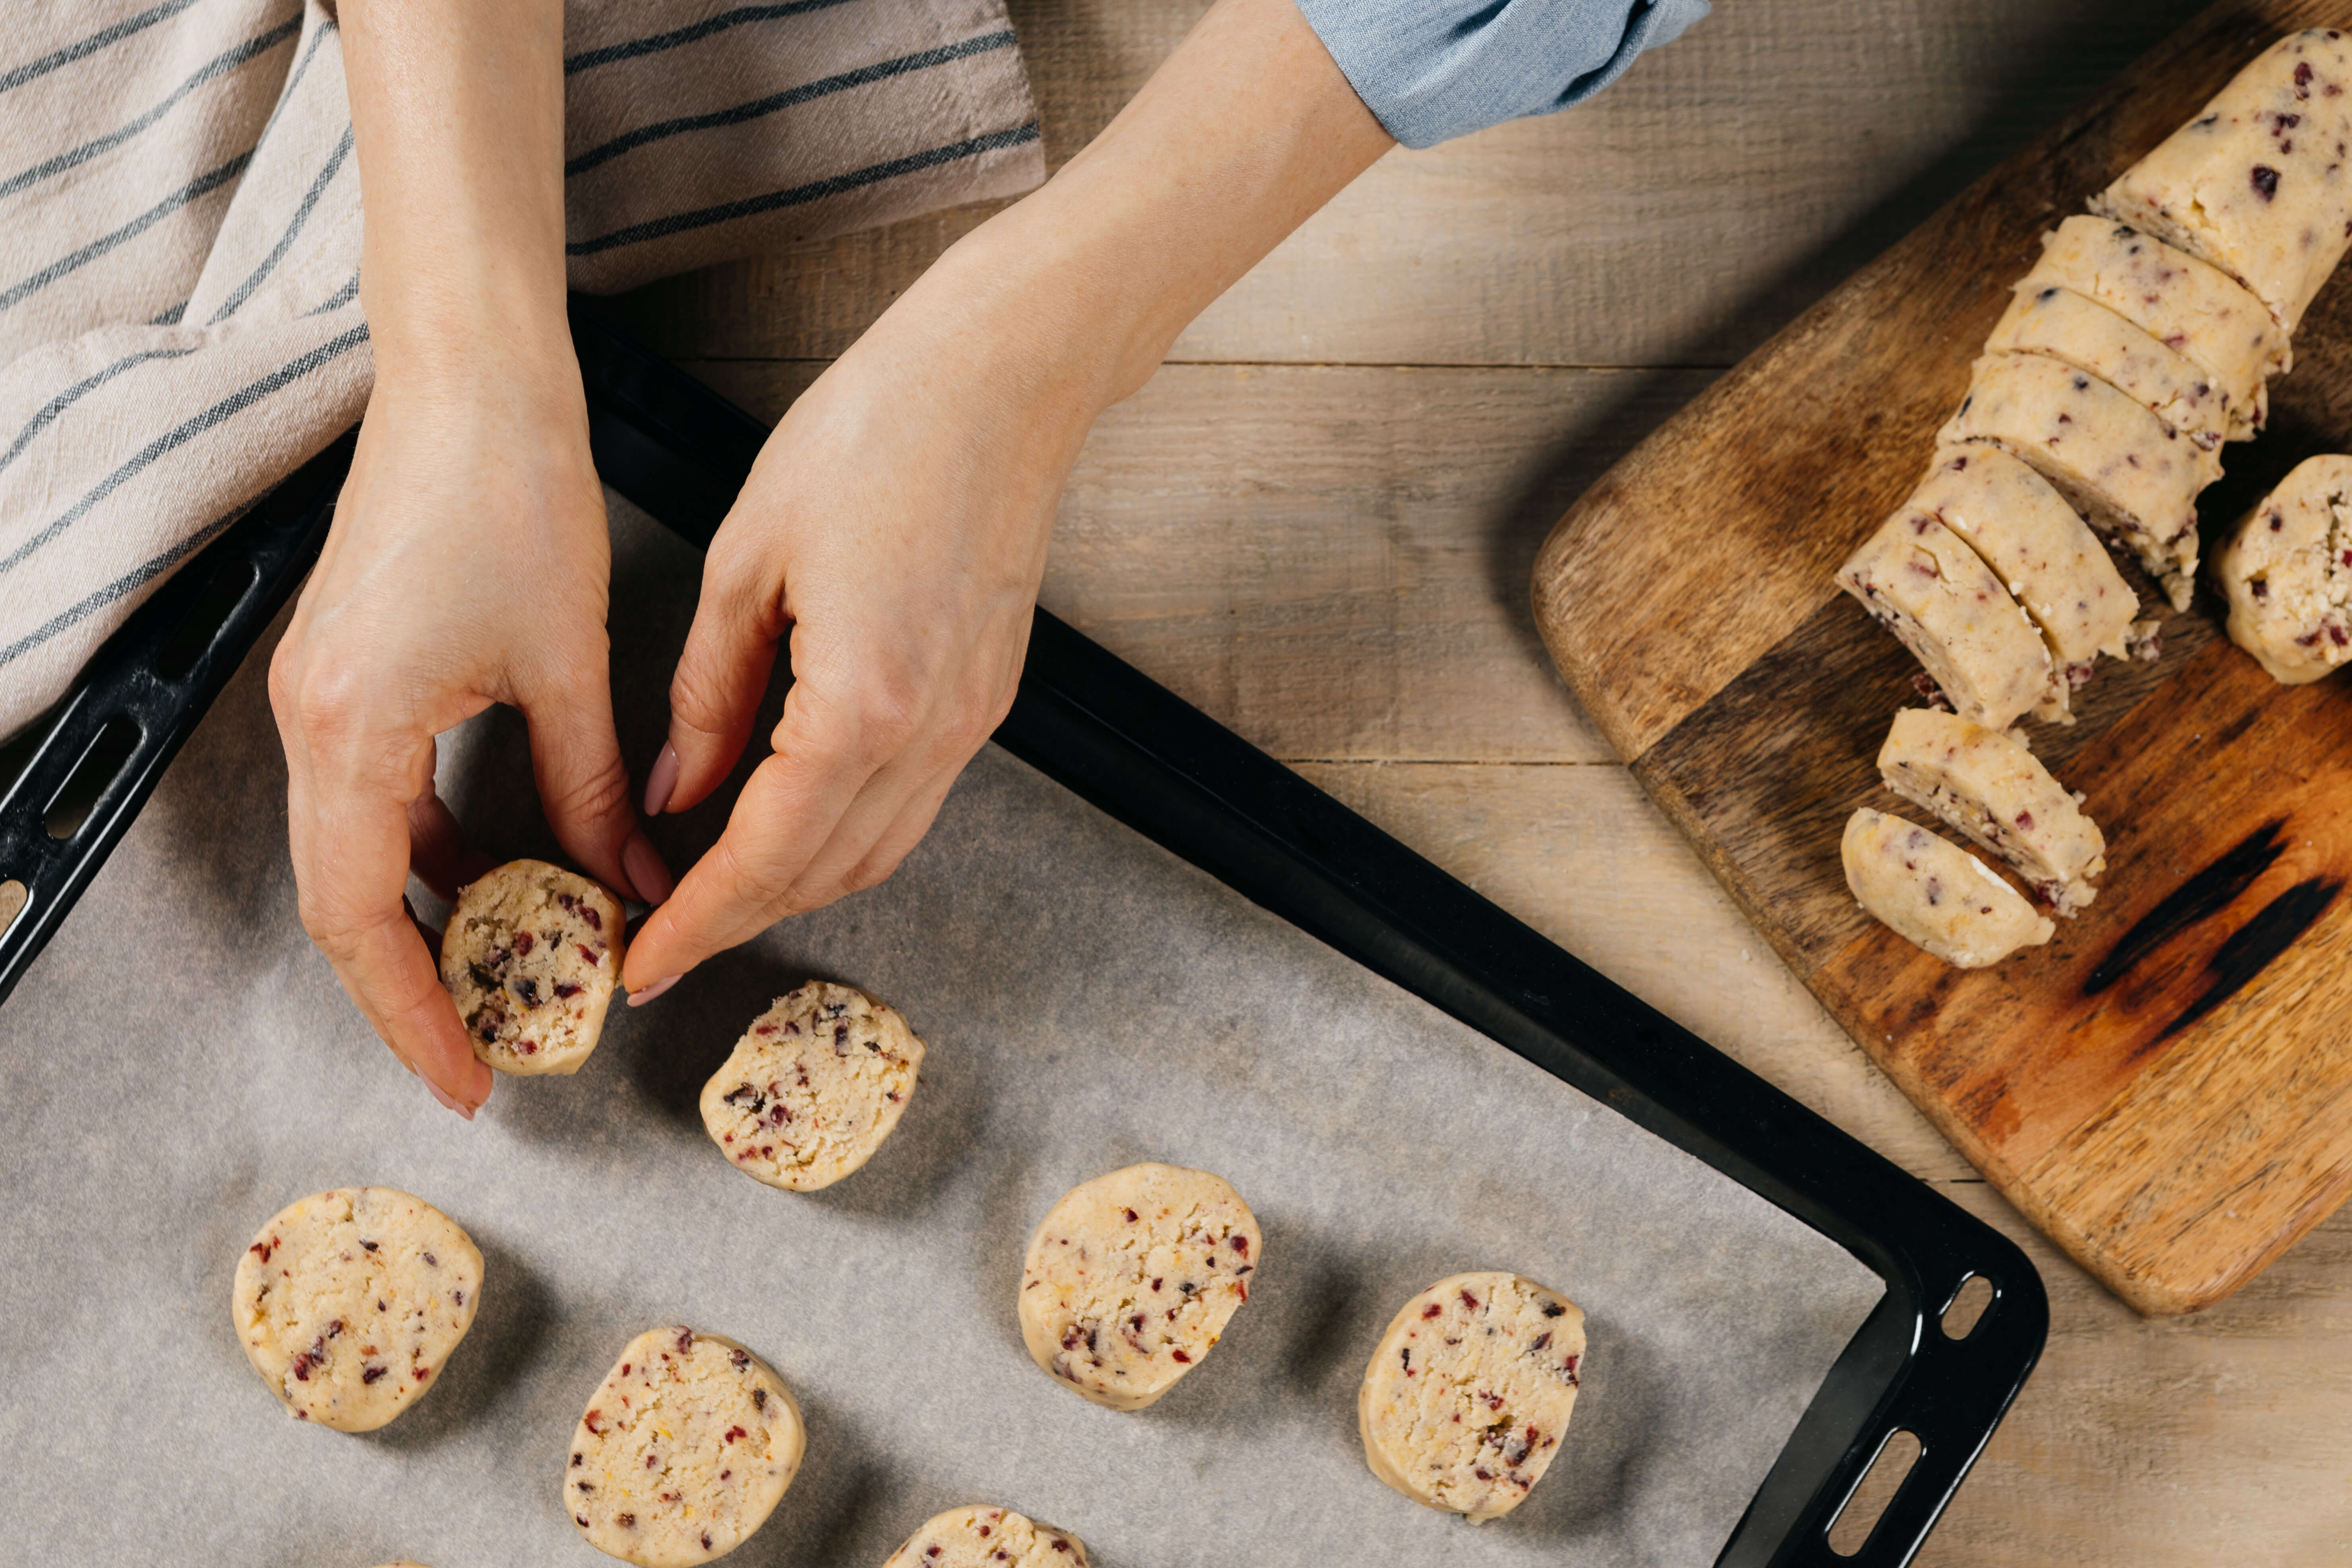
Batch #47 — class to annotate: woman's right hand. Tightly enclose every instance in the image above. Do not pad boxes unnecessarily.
[268,345,669,1116]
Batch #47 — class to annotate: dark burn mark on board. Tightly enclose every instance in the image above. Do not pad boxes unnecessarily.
[2155,878,2344,1043]
[2084,821,2289,995]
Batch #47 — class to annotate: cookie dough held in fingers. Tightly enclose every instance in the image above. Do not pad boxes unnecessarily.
[1019,1162,1262,1411]
[439,858,624,1075]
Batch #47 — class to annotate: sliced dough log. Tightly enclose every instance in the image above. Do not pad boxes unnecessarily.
[568,1327,804,1568]
[1842,808,2054,968]
[1986,284,2233,451]
[1019,1163,1261,1411]
[1940,352,2210,608]
[1878,709,2106,915]
[878,1506,1091,1567]
[2214,453,2352,684]
[2017,215,2283,437]
[1909,446,2139,687]
[231,1187,482,1433]
[1837,505,2060,728]
[2092,28,2352,333]
[699,982,925,1191]
[1357,1272,1586,1523]
[439,859,624,1075]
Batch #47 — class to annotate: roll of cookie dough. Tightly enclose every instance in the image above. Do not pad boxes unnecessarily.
[1019,1163,1261,1411]
[1358,1272,1586,1523]
[878,1505,1091,1567]
[699,982,924,1191]
[2093,28,2352,332]
[1940,352,2211,608]
[1837,505,2061,729]
[1842,808,2054,968]
[1878,709,2107,916]
[1986,284,2233,451]
[1909,447,2140,685]
[568,1327,804,1568]
[439,859,623,1075]
[2214,453,2352,683]
[2015,216,2282,439]
[231,1187,482,1432]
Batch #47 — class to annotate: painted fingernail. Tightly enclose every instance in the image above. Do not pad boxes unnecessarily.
[425,1079,472,1119]
[643,742,679,817]
[623,829,674,905]
[628,973,682,1007]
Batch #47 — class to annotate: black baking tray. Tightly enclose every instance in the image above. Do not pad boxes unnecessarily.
[0,301,2047,1567]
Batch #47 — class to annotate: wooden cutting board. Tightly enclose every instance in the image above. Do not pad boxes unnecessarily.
[1533,0,2352,1315]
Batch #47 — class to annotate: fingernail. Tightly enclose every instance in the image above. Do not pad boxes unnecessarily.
[628,973,681,1007]
[623,828,674,905]
[643,742,679,817]
[425,1078,473,1119]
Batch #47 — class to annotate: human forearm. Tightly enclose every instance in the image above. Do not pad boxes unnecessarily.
[899,0,1393,418]
[340,0,572,385]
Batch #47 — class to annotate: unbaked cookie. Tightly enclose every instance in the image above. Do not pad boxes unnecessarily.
[1907,446,2140,685]
[1357,1271,1587,1523]
[2016,216,2284,435]
[1837,505,2061,729]
[1878,709,2107,915]
[231,1187,482,1432]
[2214,453,2352,684]
[699,983,924,1191]
[1940,352,2211,609]
[1019,1163,1261,1411]
[878,1505,1092,1567]
[439,859,623,1075]
[568,1327,804,1568]
[2092,28,2352,332]
[1842,808,2054,968]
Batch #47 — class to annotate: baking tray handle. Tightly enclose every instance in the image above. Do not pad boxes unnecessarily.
[0,435,352,1006]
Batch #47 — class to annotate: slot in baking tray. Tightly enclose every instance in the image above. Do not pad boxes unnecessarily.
[0,303,2046,1566]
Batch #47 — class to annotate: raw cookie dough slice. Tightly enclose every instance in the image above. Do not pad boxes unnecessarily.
[1878,709,2107,915]
[1910,447,2140,687]
[2092,28,2352,332]
[1940,352,2210,608]
[2214,453,2352,683]
[1842,808,2054,968]
[2018,215,2284,436]
[1358,1272,1585,1523]
[1837,506,2061,729]
[1986,284,2233,451]
[232,1187,482,1432]
[1019,1162,1261,1411]
[879,1506,1091,1568]
[569,1327,805,1568]
[699,982,925,1191]
[439,858,623,1075]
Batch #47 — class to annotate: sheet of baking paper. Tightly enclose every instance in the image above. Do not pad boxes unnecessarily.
[0,492,1883,1568]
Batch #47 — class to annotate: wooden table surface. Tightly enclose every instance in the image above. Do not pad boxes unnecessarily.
[615,1,2352,1559]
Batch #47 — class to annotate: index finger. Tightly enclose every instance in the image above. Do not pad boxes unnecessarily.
[285,747,493,1115]
[621,677,881,991]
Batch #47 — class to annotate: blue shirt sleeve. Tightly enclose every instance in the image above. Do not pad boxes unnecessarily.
[1294,0,1708,150]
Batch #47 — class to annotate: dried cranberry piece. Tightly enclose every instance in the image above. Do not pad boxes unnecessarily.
[2253,164,2281,200]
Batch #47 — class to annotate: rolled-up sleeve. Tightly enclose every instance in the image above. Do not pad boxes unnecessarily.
[1295,0,1708,149]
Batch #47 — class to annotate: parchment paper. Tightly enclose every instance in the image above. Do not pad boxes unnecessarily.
[0,492,1882,1568]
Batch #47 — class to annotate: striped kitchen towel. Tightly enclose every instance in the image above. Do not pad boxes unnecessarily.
[0,0,1043,739]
